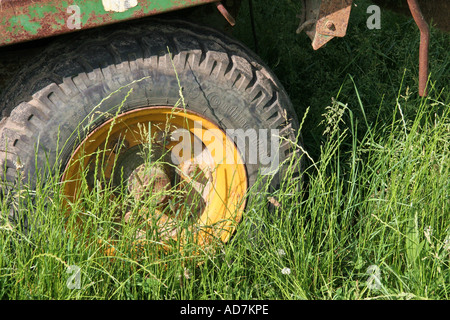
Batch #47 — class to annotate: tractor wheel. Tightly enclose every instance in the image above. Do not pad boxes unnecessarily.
[0,20,301,251]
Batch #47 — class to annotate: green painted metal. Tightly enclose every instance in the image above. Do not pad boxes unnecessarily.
[0,0,219,47]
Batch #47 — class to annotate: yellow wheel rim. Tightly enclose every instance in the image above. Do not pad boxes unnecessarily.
[61,107,248,253]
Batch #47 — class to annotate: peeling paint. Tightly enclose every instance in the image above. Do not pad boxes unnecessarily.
[102,0,138,12]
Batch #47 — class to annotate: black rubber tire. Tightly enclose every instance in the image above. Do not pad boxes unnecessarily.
[0,19,302,224]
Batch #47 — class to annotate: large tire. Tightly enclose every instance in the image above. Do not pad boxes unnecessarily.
[0,19,301,243]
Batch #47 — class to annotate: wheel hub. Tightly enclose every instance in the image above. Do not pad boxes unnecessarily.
[128,164,171,204]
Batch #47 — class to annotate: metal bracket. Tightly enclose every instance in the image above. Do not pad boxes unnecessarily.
[297,0,353,50]
[407,0,430,97]
[216,1,237,26]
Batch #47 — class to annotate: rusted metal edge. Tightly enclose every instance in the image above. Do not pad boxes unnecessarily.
[216,1,235,26]
[0,0,219,47]
[407,0,430,97]
[297,0,353,50]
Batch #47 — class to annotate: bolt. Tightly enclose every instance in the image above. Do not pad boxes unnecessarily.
[326,21,336,31]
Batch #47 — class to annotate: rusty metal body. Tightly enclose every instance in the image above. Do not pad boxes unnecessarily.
[0,0,218,47]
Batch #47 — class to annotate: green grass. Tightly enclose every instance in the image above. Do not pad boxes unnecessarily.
[0,0,449,299]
